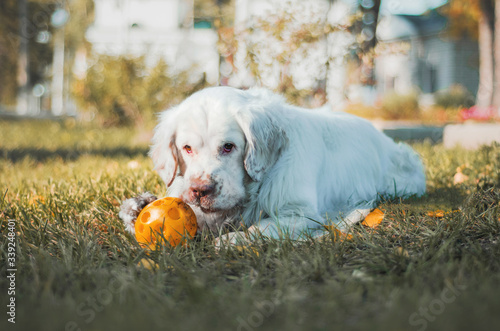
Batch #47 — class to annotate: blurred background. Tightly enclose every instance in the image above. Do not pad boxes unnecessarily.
[0,0,499,128]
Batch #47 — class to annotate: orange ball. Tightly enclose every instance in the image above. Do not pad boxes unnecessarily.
[135,197,197,248]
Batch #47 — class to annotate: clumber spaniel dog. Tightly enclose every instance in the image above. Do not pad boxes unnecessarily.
[120,87,425,243]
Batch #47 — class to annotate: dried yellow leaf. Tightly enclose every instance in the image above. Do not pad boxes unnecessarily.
[362,208,384,228]
[137,258,158,270]
[427,210,445,218]
[323,225,353,240]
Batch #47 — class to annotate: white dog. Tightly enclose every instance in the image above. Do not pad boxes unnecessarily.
[120,87,425,243]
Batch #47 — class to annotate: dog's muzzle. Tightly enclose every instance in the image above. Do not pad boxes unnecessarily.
[186,179,218,211]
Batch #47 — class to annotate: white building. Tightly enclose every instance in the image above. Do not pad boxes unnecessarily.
[376,9,479,99]
[84,0,468,108]
[85,0,220,84]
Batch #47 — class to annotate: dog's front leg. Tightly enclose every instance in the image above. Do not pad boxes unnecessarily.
[214,216,326,248]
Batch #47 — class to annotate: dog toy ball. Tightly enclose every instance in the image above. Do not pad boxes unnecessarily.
[135,197,197,248]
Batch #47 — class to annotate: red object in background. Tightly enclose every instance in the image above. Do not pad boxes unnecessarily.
[460,106,499,121]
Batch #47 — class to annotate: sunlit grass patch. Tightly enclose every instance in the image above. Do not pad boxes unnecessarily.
[1,120,499,331]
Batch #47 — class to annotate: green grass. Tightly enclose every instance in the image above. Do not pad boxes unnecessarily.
[1,119,499,331]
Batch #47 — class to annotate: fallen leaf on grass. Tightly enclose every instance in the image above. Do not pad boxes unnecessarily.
[137,258,159,270]
[323,225,353,240]
[28,195,46,205]
[361,208,384,228]
[427,210,445,218]
[394,247,409,257]
[234,245,260,256]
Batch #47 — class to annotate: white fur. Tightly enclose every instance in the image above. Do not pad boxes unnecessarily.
[149,86,426,239]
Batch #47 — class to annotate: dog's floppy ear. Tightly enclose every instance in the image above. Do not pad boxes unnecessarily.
[234,89,289,182]
[149,107,180,187]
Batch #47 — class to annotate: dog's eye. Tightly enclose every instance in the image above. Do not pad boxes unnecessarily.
[184,145,193,154]
[222,143,234,154]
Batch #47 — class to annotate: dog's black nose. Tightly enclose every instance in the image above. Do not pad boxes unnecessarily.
[190,184,214,199]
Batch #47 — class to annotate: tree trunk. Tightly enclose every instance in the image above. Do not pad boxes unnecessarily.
[16,0,29,115]
[364,0,381,52]
[359,0,381,86]
[477,1,494,107]
[493,0,500,107]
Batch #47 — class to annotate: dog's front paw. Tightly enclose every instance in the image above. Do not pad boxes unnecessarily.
[214,231,252,249]
[118,192,157,234]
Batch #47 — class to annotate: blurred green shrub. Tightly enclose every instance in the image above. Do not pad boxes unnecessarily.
[420,106,462,124]
[344,102,378,119]
[434,84,474,109]
[379,90,420,120]
[72,54,206,127]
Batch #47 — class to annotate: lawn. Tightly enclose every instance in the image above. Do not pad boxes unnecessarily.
[1,119,499,331]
